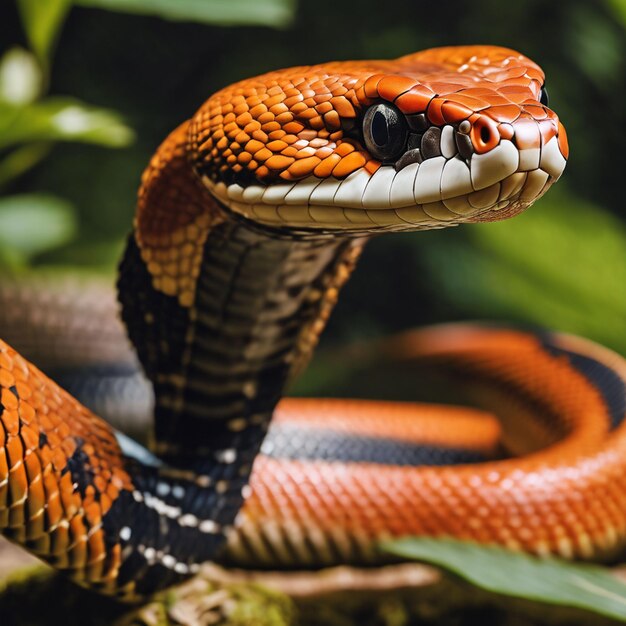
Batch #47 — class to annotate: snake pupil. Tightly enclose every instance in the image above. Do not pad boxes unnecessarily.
[371,110,389,146]
[363,103,408,162]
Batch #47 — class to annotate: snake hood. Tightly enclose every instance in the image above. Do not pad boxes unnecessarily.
[191,45,568,235]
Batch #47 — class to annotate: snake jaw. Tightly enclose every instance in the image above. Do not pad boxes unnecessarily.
[201,122,567,233]
[191,45,567,233]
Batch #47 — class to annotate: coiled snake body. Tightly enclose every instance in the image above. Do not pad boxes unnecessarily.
[1,45,623,600]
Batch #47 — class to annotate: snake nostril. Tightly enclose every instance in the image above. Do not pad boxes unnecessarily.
[470,115,500,154]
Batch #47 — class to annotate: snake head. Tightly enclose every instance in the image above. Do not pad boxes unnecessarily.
[190,45,568,234]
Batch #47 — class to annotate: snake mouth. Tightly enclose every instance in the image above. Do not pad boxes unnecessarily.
[202,119,567,234]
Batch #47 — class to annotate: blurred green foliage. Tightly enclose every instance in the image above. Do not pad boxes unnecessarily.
[0,0,624,352]
[384,537,626,621]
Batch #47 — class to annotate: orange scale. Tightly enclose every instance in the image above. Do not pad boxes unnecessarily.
[426,98,446,126]
[363,74,385,99]
[524,105,548,121]
[313,93,333,105]
[0,352,14,371]
[56,421,71,439]
[364,160,380,175]
[50,447,68,474]
[428,81,466,94]
[0,368,15,388]
[332,152,366,178]
[267,139,288,151]
[323,110,341,130]
[395,89,433,114]
[1,387,18,410]
[489,67,528,82]
[234,131,249,144]
[284,95,303,109]
[498,123,514,140]
[5,434,24,466]
[2,407,19,435]
[309,116,326,131]
[315,101,333,115]
[243,120,261,134]
[281,146,298,158]
[84,501,102,528]
[270,102,289,116]
[298,108,317,121]
[257,111,274,124]
[252,129,269,143]
[330,96,356,118]
[265,155,295,170]
[486,104,521,123]
[313,154,341,177]
[256,165,270,178]
[496,89,530,105]
[275,112,294,125]
[283,122,304,134]
[377,75,417,101]
[19,424,39,451]
[9,461,28,503]
[330,84,348,98]
[283,88,301,99]
[266,85,284,98]
[525,67,544,82]
[442,101,474,123]
[446,93,490,110]
[37,446,52,468]
[261,122,281,133]
[86,530,106,565]
[335,141,355,157]
[287,155,321,178]
[249,103,267,117]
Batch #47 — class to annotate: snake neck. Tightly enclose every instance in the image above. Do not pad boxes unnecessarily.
[115,132,363,593]
[159,218,362,461]
[121,170,363,473]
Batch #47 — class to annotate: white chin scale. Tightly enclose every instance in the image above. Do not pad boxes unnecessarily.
[202,131,566,232]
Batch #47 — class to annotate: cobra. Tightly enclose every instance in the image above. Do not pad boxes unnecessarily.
[1,45,623,601]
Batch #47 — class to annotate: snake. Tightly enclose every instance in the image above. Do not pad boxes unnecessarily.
[1,44,624,601]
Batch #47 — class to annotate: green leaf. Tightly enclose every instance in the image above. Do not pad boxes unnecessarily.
[0,143,52,188]
[0,194,77,261]
[0,48,42,105]
[73,0,295,27]
[0,97,134,149]
[382,537,626,621]
[16,0,72,68]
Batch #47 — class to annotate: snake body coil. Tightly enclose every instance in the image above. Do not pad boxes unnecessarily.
[1,46,623,600]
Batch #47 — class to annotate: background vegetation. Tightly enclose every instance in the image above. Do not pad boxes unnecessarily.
[0,0,624,354]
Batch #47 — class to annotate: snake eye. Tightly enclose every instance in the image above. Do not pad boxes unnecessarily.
[539,86,549,107]
[362,103,408,162]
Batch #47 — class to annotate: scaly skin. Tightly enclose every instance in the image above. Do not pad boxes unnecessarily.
[2,46,622,602]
